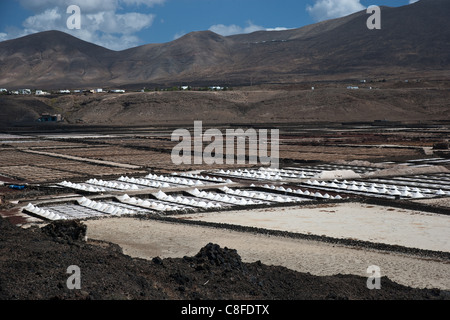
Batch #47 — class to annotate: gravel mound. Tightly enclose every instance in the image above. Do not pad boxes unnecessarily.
[188,243,247,272]
[41,220,87,243]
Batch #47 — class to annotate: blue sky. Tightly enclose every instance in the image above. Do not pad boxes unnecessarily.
[0,0,418,50]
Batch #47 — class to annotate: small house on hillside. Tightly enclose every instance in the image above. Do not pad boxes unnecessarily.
[37,113,63,122]
[36,90,50,96]
[209,86,224,91]
[18,89,31,95]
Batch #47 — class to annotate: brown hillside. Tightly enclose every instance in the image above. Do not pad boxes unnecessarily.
[0,0,449,88]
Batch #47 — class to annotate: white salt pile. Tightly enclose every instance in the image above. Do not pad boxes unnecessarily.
[314,170,361,180]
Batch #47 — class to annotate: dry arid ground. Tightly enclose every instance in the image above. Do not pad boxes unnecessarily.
[84,215,450,291]
[1,81,450,127]
[1,0,449,305]
[0,83,449,304]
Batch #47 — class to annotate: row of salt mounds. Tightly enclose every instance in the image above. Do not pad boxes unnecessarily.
[155,190,221,209]
[259,167,311,179]
[118,176,170,188]
[192,188,265,206]
[364,178,450,196]
[86,179,139,191]
[146,174,204,186]
[59,181,106,193]
[260,167,316,173]
[77,197,136,215]
[262,185,343,200]
[303,179,445,199]
[219,167,318,180]
[179,173,232,183]
[24,203,66,221]
[369,179,450,195]
[217,169,283,180]
[117,194,183,212]
[219,186,304,203]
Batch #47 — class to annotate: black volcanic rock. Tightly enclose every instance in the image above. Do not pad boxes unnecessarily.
[0,216,449,300]
[41,220,87,243]
[189,243,248,272]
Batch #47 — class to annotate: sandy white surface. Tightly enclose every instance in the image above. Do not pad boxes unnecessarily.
[85,217,450,290]
[176,202,450,253]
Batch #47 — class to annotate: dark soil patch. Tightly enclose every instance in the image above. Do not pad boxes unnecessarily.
[0,217,448,300]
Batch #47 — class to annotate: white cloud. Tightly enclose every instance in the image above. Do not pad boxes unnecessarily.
[84,11,155,34]
[306,0,366,22]
[409,0,419,3]
[3,0,165,50]
[173,31,186,40]
[209,23,258,36]
[209,22,289,37]
[266,27,289,32]
[22,8,62,31]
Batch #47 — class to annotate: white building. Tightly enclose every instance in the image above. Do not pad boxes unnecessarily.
[209,86,224,91]
[36,90,50,96]
[0,88,7,93]
[18,89,31,95]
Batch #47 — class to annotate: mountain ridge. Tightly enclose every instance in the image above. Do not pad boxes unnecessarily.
[0,0,449,88]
